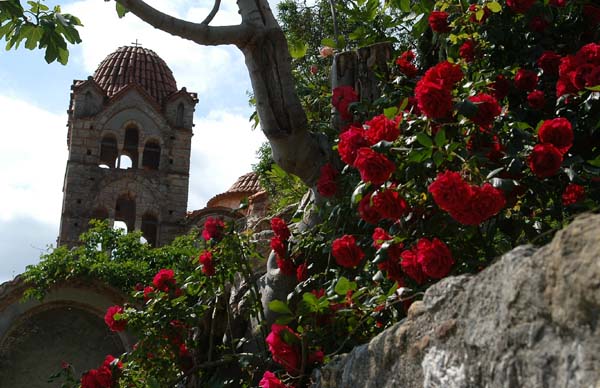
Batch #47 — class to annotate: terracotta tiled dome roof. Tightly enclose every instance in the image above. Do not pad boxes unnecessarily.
[227,172,262,193]
[93,46,177,103]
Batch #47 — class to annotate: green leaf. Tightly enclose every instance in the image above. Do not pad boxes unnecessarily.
[400,0,411,13]
[486,1,503,12]
[321,37,337,48]
[434,129,446,147]
[334,276,357,295]
[116,2,129,18]
[288,39,308,59]
[416,132,433,148]
[433,151,444,167]
[384,106,399,119]
[268,299,292,315]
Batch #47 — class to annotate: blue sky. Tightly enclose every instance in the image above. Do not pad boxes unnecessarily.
[0,0,278,281]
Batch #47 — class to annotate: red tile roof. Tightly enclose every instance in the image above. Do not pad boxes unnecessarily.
[93,46,178,104]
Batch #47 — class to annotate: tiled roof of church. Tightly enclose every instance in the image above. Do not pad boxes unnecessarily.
[92,46,178,104]
[227,172,262,193]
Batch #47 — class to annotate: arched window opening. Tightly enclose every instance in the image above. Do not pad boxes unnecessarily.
[115,194,135,232]
[99,135,118,168]
[176,103,184,127]
[90,207,109,221]
[123,126,139,168]
[142,140,161,170]
[141,213,158,247]
[113,220,128,233]
[116,154,133,169]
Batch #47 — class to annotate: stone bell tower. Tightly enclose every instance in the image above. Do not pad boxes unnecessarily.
[58,45,198,247]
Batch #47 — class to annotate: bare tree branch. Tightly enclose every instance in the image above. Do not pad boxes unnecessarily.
[115,0,252,47]
[200,0,221,25]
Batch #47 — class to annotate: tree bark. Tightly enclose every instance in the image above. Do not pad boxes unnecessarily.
[117,0,329,186]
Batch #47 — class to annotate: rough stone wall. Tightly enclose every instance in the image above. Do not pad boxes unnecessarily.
[313,213,600,388]
[59,86,195,247]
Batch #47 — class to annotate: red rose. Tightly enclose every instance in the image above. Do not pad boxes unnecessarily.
[416,238,454,279]
[528,143,563,178]
[538,117,573,154]
[276,256,296,276]
[143,286,154,300]
[490,74,511,100]
[506,0,536,14]
[332,85,359,121]
[265,324,301,374]
[570,64,595,90]
[576,43,600,65]
[353,148,395,185]
[527,90,545,110]
[423,61,464,89]
[396,51,418,78]
[104,305,126,332]
[364,114,401,145]
[514,69,538,91]
[400,249,426,284]
[459,40,477,62]
[153,269,176,292]
[584,5,600,27]
[259,371,291,388]
[469,4,491,23]
[372,227,392,249]
[270,236,287,259]
[468,93,501,128]
[448,184,506,225]
[428,171,472,213]
[338,126,369,166]
[428,11,451,33]
[317,163,338,197]
[199,251,215,276]
[371,189,408,220]
[81,366,112,388]
[202,217,225,241]
[557,55,580,96]
[358,192,382,224]
[296,262,308,282]
[332,235,365,268]
[537,51,561,75]
[270,217,291,241]
[562,183,585,205]
[415,80,453,119]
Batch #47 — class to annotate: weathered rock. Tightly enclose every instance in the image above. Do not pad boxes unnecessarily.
[313,213,600,388]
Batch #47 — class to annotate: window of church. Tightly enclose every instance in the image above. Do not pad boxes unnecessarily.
[123,126,139,168]
[142,140,161,170]
[176,103,184,127]
[116,154,133,169]
[99,135,118,168]
[115,194,135,232]
[141,213,158,247]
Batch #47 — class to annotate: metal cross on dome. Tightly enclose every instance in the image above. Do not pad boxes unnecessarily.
[131,39,142,47]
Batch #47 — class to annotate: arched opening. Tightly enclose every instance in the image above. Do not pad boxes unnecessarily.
[142,140,161,170]
[115,194,135,232]
[112,220,128,233]
[176,103,184,127]
[99,135,118,168]
[123,126,139,168]
[141,213,158,247]
[116,154,133,169]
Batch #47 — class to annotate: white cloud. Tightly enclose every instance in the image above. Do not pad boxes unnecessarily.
[188,110,266,211]
[0,95,67,225]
